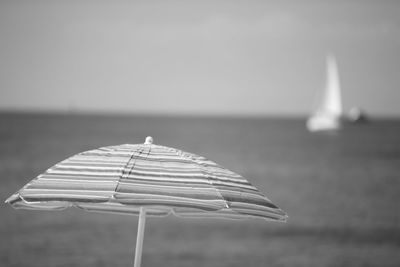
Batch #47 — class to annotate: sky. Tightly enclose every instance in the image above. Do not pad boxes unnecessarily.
[0,0,399,117]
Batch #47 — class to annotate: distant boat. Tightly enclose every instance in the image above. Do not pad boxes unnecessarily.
[348,107,369,123]
[307,55,343,132]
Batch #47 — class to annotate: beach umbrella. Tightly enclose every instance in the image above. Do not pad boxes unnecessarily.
[6,136,287,267]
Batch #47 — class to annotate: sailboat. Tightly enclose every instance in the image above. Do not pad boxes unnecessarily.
[306,54,343,132]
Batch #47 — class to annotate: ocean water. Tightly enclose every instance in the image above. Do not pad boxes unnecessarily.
[1,113,399,267]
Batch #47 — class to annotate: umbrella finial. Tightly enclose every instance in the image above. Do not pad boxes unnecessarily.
[144,136,153,145]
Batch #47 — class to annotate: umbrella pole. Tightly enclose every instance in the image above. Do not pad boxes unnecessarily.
[134,207,146,267]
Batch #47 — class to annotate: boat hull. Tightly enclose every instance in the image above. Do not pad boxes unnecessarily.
[306,115,341,132]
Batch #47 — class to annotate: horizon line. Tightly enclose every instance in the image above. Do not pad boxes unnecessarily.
[0,108,399,120]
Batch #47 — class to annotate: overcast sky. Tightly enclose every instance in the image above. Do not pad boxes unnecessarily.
[0,0,399,117]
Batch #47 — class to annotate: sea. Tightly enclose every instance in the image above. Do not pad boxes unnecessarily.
[1,112,399,267]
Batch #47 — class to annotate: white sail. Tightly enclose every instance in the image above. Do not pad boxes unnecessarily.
[306,54,343,132]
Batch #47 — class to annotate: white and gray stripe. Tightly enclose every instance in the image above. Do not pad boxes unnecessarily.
[6,139,287,221]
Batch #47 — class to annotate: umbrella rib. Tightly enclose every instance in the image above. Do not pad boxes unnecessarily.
[199,161,230,209]
[172,149,230,210]
[112,145,144,199]
[113,143,153,201]
[126,145,149,179]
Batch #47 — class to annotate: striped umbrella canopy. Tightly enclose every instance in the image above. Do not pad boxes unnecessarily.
[6,136,287,267]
